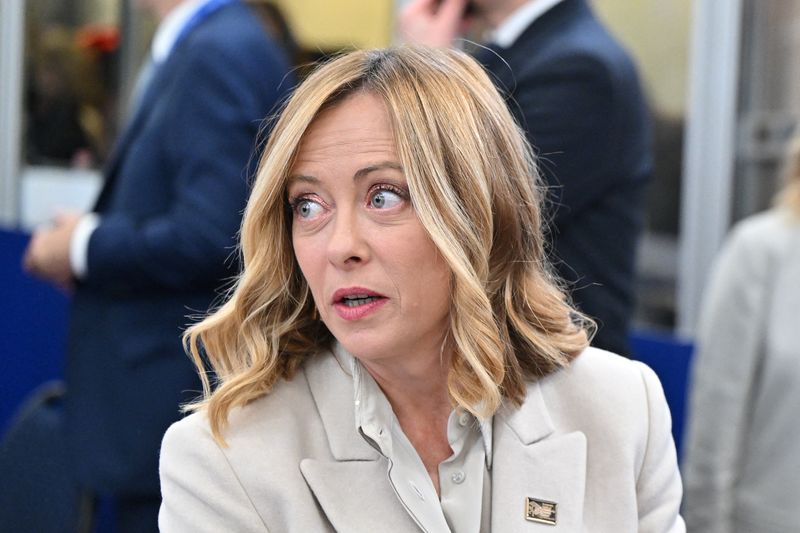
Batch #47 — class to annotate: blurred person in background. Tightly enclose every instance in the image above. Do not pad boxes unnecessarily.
[399,0,653,356]
[682,138,800,533]
[22,0,294,530]
[24,32,93,165]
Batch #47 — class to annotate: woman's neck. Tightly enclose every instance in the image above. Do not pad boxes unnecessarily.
[361,348,453,421]
[360,347,455,495]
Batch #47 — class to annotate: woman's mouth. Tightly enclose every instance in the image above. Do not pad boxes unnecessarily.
[341,294,381,307]
[332,288,388,320]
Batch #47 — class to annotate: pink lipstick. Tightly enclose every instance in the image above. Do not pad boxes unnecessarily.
[331,287,388,321]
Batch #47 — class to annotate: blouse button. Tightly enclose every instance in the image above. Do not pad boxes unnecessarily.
[451,471,466,484]
[458,413,470,426]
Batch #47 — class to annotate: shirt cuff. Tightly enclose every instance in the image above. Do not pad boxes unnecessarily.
[69,213,101,280]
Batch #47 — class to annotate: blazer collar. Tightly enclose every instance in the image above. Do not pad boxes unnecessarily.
[302,350,587,532]
[497,379,556,444]
[303,345,380,461]
[491,377,587,531]
[301,347,421,531]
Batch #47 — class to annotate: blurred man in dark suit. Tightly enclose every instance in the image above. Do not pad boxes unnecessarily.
[24,0,294,529]
[401,0,652,356]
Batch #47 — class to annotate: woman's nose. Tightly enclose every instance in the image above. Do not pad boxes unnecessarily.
[326,212,368,267]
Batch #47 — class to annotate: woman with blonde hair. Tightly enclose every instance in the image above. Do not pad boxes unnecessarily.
[159,47,684,532]
[682,137,800,533]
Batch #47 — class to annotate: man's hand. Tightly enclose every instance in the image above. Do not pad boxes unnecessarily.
[23,211,83,291]
[399,0,470,47]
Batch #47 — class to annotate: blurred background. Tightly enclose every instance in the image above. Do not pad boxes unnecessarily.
[0,0,795,461]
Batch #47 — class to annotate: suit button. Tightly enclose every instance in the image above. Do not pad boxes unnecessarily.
[451,471,465,484]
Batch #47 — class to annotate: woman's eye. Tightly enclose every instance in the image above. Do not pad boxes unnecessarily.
[295,199,323,219]
[369,189,403,209]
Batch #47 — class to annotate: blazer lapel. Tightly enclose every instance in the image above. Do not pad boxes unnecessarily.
[302,349,421,532]
[491,382,587,531]
[300,458,421,533]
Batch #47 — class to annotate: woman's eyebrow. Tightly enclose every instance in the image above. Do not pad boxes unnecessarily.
[353,162,403,181]
[287,162,403,188]
[286,174,319,187]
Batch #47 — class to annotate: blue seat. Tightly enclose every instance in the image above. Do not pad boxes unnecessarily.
[0,381,93,532]
[630,330,694,460]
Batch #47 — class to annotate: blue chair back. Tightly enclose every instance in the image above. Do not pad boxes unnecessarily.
[630,330,694,460]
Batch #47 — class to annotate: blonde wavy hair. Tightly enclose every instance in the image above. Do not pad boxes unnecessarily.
[185,47,593,442]
[777,136,800,215]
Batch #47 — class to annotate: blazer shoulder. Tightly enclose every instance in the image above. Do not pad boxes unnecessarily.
[226,372,318,442]
[708,209,800,297]
[512,5,641,90]
[539,348,679,497]
[726,209,798,258]
[160,410,271,531]
[191,3,282,54]
[163,407,212,443]
[560,346,658,393]
[163,368,317,449]
[540,347,667,440]
[177,2,292,85]
[161,409,215,468]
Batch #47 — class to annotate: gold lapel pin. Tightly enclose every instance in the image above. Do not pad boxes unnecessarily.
[525,497,557,525]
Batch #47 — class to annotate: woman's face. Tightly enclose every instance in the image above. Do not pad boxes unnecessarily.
[288,92,452,366]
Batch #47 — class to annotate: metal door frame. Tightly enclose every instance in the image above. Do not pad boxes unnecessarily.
[0,0,25,227]
[678,0,743,337]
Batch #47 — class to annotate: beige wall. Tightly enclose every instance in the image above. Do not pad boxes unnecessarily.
[83,0,118,25]
[593,0,692,118]
[267,0,692,113]
[272,0,394,50]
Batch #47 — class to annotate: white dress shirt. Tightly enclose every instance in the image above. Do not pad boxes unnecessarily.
[335,347,493,533]
[490,0,566,48]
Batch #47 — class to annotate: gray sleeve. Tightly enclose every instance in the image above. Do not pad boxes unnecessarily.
[681,221,770,533]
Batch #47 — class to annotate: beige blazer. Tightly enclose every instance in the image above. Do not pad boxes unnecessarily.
[159,347,684,532]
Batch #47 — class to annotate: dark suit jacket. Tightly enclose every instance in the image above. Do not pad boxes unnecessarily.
[65,1,294,496]
[477,0,652,355]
